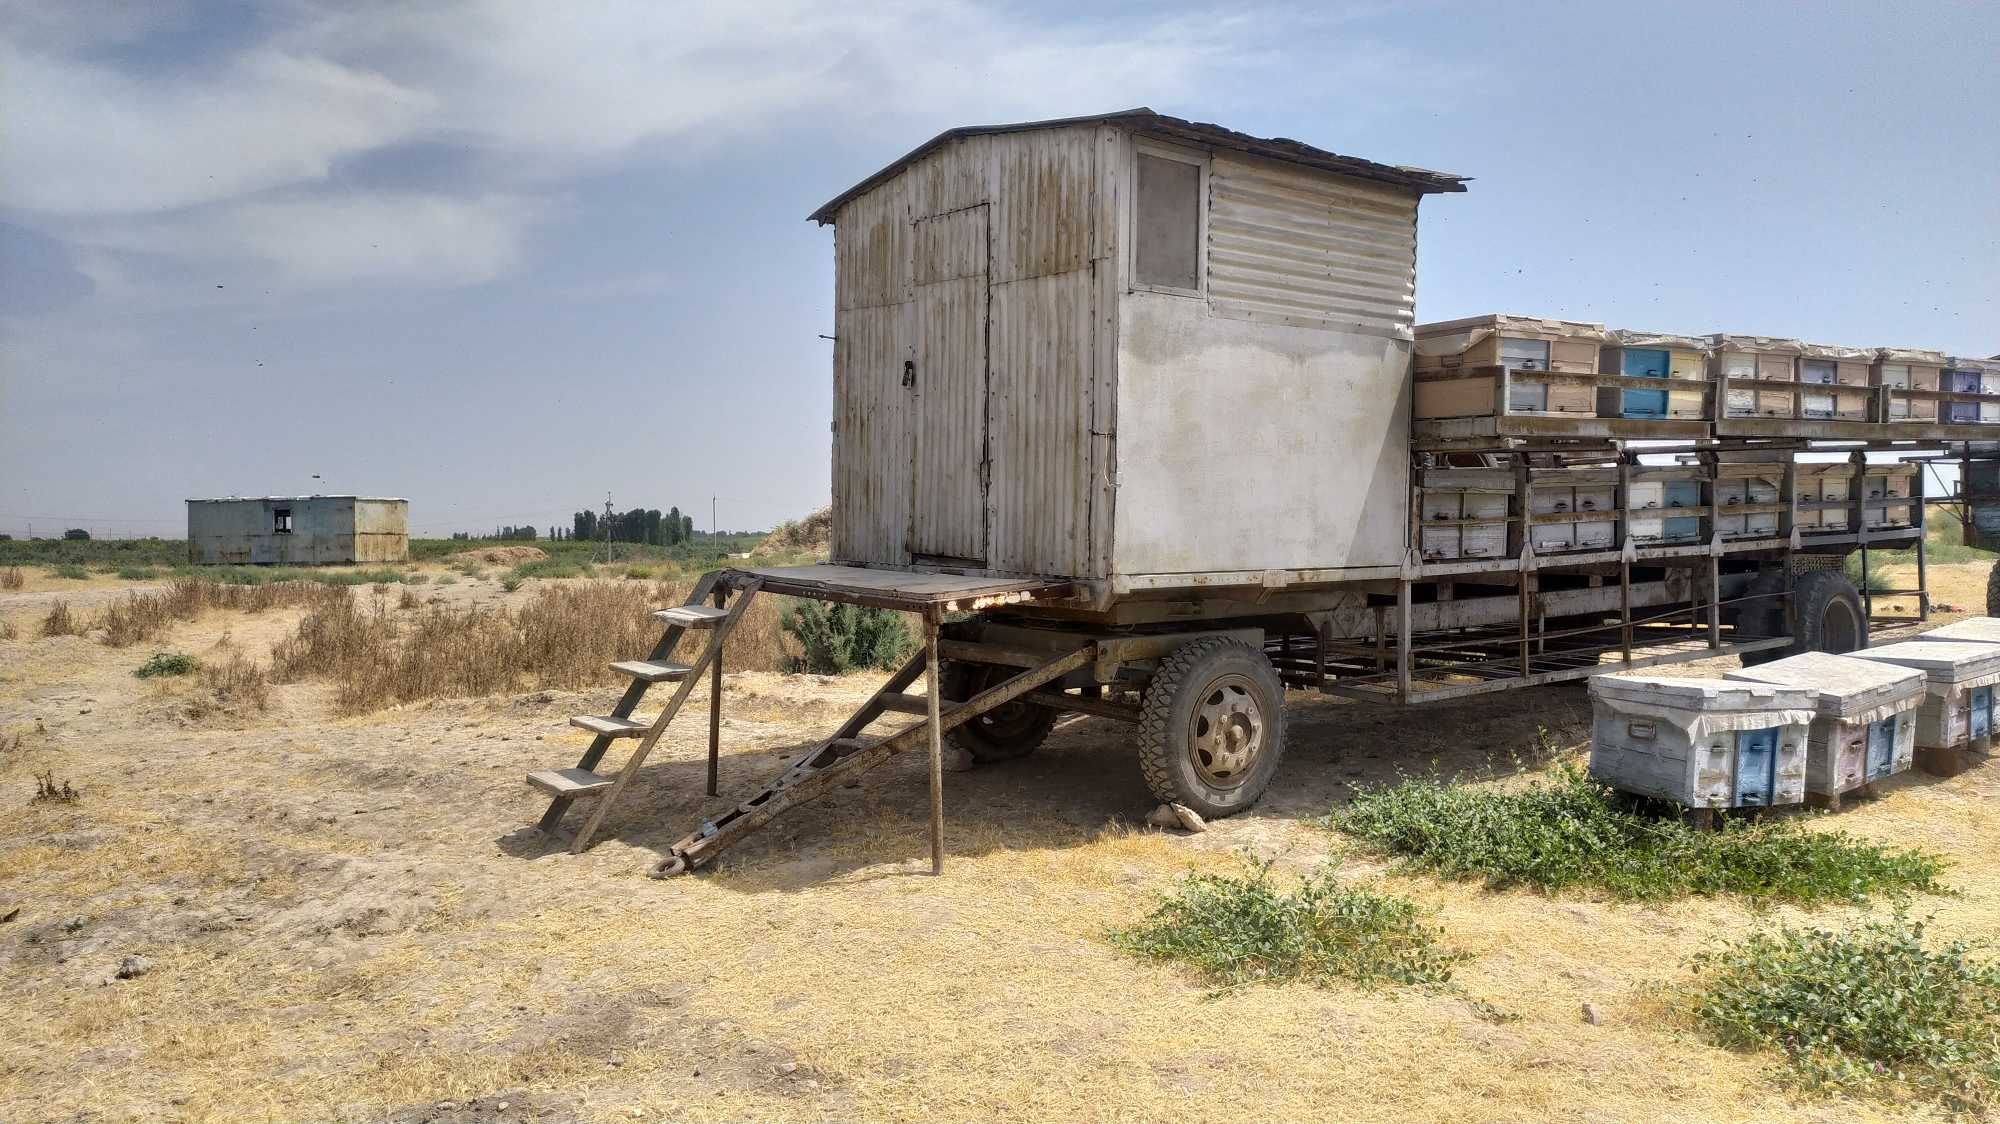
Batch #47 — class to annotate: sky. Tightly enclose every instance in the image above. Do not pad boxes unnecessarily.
[1,0,1995,540]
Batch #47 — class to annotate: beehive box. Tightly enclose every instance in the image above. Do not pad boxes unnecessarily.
[1627,468,1704,544]
[1710,334,1801,419]
[1850,640,2000,776]
[1794,463,1854,532]
[1715,462,1784,539]
[1588,675,1815,809]
[1526,467,1618,553]
[1921,617,2000,644]
[1874,347,1945,422]
[1725,652,1923,808]
[1414,315,1608,419]
[1796,342,1876,421]
[1860,464,1918,529]
[1598,331,1710,420]
[1946,357,2000,425]
[1416,467,1511,561]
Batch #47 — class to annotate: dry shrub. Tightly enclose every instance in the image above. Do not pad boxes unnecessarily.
[398,587,419,610]
[269,577,798,714]
[0,618,16,641]
[201,653,270,711]
[100,578,336,648]
[40,600,82,637]
[1,566,23,590]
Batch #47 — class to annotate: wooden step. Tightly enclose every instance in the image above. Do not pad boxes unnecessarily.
[610,660,692,683]
[527,767,613,797]
[876,693,935,715]
[653,604,729,629]
[569,714,652,738]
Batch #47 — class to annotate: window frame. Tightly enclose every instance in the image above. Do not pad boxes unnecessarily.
[1126,139,1209,299]
[272,507,293,535]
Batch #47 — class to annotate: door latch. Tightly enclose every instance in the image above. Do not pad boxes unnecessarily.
[901,360,916,388]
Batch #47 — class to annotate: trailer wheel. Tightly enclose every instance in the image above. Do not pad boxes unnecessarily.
[942,661,1056,763]
[1732,570,1790,666]
[1792,570,1867,655]
[1136,638,1285,819]
[1987,560,2000,617]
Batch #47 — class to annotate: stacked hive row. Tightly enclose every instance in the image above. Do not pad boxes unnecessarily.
[1414,461,1917,561]
[1414,315,1995,431]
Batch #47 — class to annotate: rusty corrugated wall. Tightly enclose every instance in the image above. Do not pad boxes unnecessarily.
[829,125,1105,577]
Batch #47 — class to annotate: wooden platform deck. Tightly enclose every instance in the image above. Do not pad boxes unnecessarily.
[723,565,1076,618]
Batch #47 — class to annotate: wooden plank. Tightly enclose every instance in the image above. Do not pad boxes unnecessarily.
[926,623,945,876]
[569,715,650,738]
[610,660,691,683]
[527,768,612,797]
[653,604,729,628]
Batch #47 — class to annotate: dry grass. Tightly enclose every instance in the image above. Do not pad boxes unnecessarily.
[39,600,81,637]
[99,578,335,648]
[0,566,22,591]
[268,578,795,713]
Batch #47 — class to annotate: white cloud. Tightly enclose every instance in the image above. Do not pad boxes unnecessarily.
[0,46,431,214]
[84,191,542,288]
[2,0,1434,290]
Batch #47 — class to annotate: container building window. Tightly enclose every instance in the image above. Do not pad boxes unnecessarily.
[273,508,292,534]
[1134,151,1202,292]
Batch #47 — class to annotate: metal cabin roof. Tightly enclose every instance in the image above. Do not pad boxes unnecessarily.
[807,107,1469,224]
[185,495,407,504]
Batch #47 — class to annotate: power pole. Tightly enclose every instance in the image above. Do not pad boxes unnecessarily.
[711,495,718,547]
[596,493,615,564]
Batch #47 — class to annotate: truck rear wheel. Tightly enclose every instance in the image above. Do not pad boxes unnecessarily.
[1136,638,1285,818]
[1792,570,1867,654]
[942,661,1056,763]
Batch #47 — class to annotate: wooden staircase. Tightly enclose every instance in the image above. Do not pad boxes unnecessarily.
[528,572,765,853]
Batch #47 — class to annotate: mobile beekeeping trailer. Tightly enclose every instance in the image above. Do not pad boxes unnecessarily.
[1851,640,2000,777]
[1587,675,1814,813]
[519,109,1979,877]
[1725,652,1923,809]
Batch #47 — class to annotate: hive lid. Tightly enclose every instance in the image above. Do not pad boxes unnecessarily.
[1798,340,1877,362]
[1877,346,1949,366]
[1724,652,1924,717]
[1588,674,1817,711]
[1850,640,2000,681]
[1947,357,2000,376]
[1611,328,1708,351]
[1708,333,1805,355]
[1919,617,2000,644]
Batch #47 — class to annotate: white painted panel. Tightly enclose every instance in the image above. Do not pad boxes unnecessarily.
[1113,293,1410,574]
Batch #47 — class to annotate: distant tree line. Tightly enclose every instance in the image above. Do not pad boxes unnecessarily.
[572,506,695,545]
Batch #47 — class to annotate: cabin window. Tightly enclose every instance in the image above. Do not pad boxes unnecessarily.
[273,508,292,535]
[1133,150,1203,292]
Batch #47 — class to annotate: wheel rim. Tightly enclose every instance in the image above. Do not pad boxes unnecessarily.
[1187,673,1264,788]
[1823,599,1862,653]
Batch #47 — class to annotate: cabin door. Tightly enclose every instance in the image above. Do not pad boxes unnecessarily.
[906,204,991,565]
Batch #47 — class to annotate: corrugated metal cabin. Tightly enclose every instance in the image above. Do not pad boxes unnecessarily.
[810,109,1466,600]
[186,496,408,565]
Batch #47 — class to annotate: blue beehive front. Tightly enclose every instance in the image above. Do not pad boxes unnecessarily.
[1620,347,1670,418]
[1732,727,1779,805]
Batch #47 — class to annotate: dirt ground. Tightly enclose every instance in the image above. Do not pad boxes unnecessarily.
[4,564,1999,1122]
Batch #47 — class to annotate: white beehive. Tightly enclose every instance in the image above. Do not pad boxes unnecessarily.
[1587,675,1815,808]
[1850,641,2000,764]
[1919,617,2000,645]
[1725,652,1923,805]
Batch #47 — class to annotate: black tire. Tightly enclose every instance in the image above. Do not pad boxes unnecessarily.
[1136,637,1286,819]
[1733,570,1789,666]
[1987,560,2000,617]
[942,661,1057,763]
[1791,570,1868,655]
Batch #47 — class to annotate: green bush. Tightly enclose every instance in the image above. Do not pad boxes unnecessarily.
[1333,763,1943,904]
[1110,862,1463,991]
[499,576,524,593]
[1843,552,1895,594]
[115,566,162,581]
[509,559,583,581]
[780,601,913,674]
[134,651,198,678]
[1688,914,2000,1107]
[49,563,88,581]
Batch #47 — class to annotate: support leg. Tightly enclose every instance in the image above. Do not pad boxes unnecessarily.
[925,618,945,876]
[707,586,724,797]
